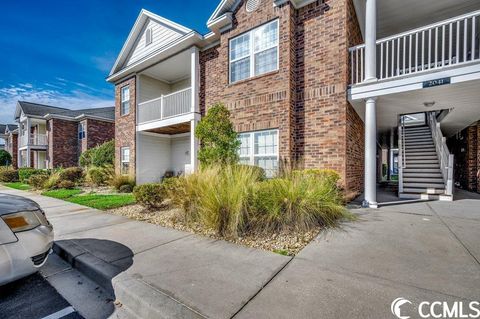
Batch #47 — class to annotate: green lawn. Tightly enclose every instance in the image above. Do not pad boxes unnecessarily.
[3,182,31,190]
[42,188,135,210]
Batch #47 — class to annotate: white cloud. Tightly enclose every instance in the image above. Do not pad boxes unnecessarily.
[0,83,113,124]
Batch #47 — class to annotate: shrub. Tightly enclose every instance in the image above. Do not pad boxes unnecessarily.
[251,170,346,232]
[59,167,84,183]
[28,174,49,189]
[133,183,165,208]
[0,167,18,182]
[80,140,114,168]
[109,175,136,191]
[18,168,47,182]
[0,150,12,166]
[57,180,76,189]
[119,184,133,193]
[86,166,113,186]
[195,103,240,167]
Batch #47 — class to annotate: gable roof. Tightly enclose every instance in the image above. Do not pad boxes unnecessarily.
[6,124,18,133]
[0,124,6,135]
[207,0,240,26]
[15,101,69,120]
[109,9,194,78]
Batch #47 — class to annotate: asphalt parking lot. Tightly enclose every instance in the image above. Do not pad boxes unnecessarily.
[0,273,83,319]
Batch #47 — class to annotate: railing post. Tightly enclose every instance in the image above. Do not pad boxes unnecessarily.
[446,154,454,196]
[160,95,164,119]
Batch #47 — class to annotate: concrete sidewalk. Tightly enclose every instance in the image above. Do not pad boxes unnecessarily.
[0,187,290,319]
[2,186,479,319]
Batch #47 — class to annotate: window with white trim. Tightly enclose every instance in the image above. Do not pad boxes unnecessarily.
[121,86,130,116]
[238,129,278,178]
[229,20,279,83]
[121,147,130,175]
[78,122,86,140]
[145,27,153,46]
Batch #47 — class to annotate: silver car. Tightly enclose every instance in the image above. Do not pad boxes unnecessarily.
[0,194,54,285]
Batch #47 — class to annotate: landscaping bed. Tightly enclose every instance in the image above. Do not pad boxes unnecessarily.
[108,204,320,256]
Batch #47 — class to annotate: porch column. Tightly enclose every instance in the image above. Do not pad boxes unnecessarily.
[25,118,31,168]
[190,46,200,113]
[363,97,377,208]
[364,0,377,82]
[190,119,199,172]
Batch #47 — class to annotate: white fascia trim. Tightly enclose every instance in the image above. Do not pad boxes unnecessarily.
[44,113,114,123]
[207,0,230,24]
[349,62,480,101]
[109,9,193,77]
[74,115,115,123]
[207,13,233,33]
[273,0,318,9]
[107,32,203,83]
[136,112,200,132]
[138,131,191,139]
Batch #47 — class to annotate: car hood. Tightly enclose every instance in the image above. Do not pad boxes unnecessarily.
[0,194,40,216]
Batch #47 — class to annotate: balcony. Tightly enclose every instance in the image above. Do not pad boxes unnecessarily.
[20,133,48,148]
[138,87,192,125]
[350,10,480,85]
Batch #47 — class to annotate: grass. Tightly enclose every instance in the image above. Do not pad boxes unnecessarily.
[3,182,31,190]
[42,188,135,210]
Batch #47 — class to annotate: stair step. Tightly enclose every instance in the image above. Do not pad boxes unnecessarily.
[403,188,445,194]
[403,172,443,178]
[404,137,433,142]
[404,150,437,155]
[405,126,429,131]
[405,141,434,146]
[403,177,444,183]
[398,193,451,200]
[403,182,445,188]
[405,155,438,160]
[405,145,435,150]
[406,164,441,169]
[403,168,442,173]
[406,159,439,164]
[405,149,436,154]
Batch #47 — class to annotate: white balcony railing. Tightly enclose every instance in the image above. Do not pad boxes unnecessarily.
[138,87,192,124]
[350,10,480,85]
[20,133,48,147]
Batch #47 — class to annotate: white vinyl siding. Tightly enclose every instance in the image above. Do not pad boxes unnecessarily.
[238,129,279,178]
[126,19,185,67]
[121,86,130,115]
[229,20,279,83]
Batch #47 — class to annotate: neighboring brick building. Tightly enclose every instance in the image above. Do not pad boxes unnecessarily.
[107,0,480,202]
[0,124,19,168]
[10,101,115,169]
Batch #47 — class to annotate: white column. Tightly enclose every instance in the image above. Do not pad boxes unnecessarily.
[190,46,200,113]
[190,119,199,172]
[364,0,377,82]
[363,97,377,208]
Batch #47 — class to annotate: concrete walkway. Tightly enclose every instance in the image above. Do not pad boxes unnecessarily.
[1,186,479,319]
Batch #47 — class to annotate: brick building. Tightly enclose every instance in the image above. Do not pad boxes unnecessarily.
[0,124,19,168]
[9,101,115,169]
[108,0,480,205]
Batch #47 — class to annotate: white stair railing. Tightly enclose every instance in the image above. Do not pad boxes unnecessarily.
[398,116,406,194]
[350,10,480,84]
[427,112,454,196]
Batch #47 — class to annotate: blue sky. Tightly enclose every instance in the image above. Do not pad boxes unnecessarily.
[0,0,217,126]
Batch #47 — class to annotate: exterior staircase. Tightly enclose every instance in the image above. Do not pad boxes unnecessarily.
[398,115,454,201]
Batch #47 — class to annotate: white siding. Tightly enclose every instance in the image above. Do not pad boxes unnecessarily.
[136,133,171,184]
[126,19,185,67]
[138,75,171,103]
[170,136,190,174]
[171,78,191,92]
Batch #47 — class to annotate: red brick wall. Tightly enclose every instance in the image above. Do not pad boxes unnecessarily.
[47,118,79,168]
[7,134,18,168]
[114,77,136,176]
[200,0,296,163]
[200,0,364,192]
[86,119,114,149]
[448,122,479,193]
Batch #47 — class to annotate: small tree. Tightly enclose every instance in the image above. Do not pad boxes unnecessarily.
[195,103,240,167]
[0,150,12,166]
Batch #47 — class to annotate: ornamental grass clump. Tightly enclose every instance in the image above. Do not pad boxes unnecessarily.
[251,169,347,232]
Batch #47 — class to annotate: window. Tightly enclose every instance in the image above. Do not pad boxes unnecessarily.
[121,147,130,175]
[229,20,279,83]
[145,27,152,46]
[121,86,130,115]
[78,123,86,140]
[238,129,278,178]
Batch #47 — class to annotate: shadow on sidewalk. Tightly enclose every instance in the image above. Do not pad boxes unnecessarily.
[54,238,134,318]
